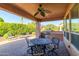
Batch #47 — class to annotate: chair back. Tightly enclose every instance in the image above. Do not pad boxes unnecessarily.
[39,32,45,38]
[51,37,60,48]
[32,45,44,56]
[25,38,30,47]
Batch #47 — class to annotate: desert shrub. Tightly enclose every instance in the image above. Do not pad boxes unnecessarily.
[0,17,4,22]
[0,22,36,36]
[0,22,8,36]
[3,32,11,39]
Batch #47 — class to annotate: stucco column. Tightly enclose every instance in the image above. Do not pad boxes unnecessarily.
[59,24,62,31]
[69,12,71,43]
[36,21,41,38]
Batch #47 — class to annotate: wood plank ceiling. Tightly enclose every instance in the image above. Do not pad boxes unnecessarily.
[0,3,72,22]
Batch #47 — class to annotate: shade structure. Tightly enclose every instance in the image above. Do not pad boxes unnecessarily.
[0,3,75,22]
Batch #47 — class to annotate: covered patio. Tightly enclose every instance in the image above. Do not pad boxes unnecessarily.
[0,3,77,56]
[0,37,69,56]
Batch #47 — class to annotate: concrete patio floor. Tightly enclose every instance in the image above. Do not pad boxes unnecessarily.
[0,38,69,56]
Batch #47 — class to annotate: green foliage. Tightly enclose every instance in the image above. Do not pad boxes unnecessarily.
[0,17,4,22]
[71,23,79,33]
[0,22,8,36]
[63,22,79,33]
[3,32,11,39]
[0,22,36,37]
[0,20,79,38]
[42,24,59,31]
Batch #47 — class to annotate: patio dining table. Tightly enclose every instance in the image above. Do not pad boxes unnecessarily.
[28,38,54,55]
[30,38,53,45]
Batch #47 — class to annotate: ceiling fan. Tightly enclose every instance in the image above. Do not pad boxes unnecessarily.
[34,4,51,17]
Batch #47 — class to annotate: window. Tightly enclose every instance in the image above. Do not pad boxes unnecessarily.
[64,31,69,40]
[64,16,69,40]
[71,4,79,50]
[63,19,67,31]
[71,4,79,33]
[71,19,79,33]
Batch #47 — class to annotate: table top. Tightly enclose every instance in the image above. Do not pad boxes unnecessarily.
[29,38,53,46]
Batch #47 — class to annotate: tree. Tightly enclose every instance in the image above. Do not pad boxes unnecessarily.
[0,17,4,22]
[21,17,23,24]
[71,23,79,33]
[42,24,59,31]
[0,21,36,37]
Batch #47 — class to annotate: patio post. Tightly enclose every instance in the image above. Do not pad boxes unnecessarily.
[36,21,41,38]
[69,12,71,43]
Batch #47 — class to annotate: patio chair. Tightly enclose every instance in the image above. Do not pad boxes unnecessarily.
[25,39,44,56]
[45,44,57,55]
[32,45,45,56]
[39,32,45,38]
[25,38,33,55]
[25,38,30,46]
[51,37,60,49]
[45,37,60,56]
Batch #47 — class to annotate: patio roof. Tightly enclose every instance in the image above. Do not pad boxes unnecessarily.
[0,3,75,22]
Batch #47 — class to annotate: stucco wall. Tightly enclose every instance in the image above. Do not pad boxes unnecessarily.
[52,31,63,40]
[64,37,79,56]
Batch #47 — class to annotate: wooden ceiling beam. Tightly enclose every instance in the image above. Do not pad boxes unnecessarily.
[0,3,71,22]
[64,3,75,19]
[38,17,63,22]
[0,3,36,21]
[39,19,63,22]
[38,15,64,22]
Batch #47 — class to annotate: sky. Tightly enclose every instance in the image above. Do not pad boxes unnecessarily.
[0,10,32,24]
[0,10,79,26]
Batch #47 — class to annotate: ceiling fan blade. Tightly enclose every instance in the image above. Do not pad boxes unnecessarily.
[34,11,39,17]
[40,11,45,17]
